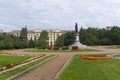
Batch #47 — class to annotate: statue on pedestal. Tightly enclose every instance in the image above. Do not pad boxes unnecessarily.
[69,22,86,49]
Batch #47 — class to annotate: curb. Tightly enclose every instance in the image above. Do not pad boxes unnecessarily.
[7,54,57,80]
[53,55,73,80]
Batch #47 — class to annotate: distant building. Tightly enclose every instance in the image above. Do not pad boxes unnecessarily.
[106,26,113,30]
[7,29,63,46]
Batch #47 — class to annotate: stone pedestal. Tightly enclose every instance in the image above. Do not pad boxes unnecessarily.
[69,33,86,49]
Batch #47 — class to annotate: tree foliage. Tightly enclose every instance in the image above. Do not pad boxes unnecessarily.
[29,38,35,48]
[64,31,75,46]
[55,31,75,48]
[37,30,48,49]
[55,34,64,47]
[1,26,120,50]
[19,26,28,48]
[79,26,120,45]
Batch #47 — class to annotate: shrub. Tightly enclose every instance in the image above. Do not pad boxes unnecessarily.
[47,46,52,50]
[72,46,78,50]
[53,46,60,50]
[62,46,69,50]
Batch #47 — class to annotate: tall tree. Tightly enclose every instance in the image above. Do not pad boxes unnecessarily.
[109,26,120,45]
[55,34,64,47]
[79,27,86,44]
[29,38,35,48]
[19,26,28,48]
[64,31,75,46]
[37,30,48,49]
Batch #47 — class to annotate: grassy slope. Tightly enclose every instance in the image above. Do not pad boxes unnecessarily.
[0,54,33,67]
[0,54,54,80]
[57,54,120,80]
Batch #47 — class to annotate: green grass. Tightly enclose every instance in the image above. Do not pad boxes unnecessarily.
[25,48,98,52]
[56,54,120,80]
[0,54,54,80]
[109,45,120,49]
[0,55,54,80]
[0,54,33,67]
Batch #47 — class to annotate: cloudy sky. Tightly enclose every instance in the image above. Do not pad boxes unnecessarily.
[0,0,120,31]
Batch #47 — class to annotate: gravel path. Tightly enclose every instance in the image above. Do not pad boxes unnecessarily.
[5,46,120,80]
[9,53,73,80]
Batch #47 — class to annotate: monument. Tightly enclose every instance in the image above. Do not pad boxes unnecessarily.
[69,23,86,49]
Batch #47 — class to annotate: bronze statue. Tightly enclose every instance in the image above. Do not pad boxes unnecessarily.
[75,22,78,33]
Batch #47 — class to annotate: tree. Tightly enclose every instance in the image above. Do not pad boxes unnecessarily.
[38,30,48,40]
[29,38,35,48]
[79,27,86,44]
[83,27,99,45]
[37,30,48,49]
[55,34,64,47]
[0,34,14,49]
[97,29,112,45]
[36,39,48,49]
[19,26,29,48]
[109,26,120,45]
[64,31,75,46]
[4,35,14,49]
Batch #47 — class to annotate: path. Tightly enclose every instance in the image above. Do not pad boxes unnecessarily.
[6,46,120,80]
[7,51,73,80]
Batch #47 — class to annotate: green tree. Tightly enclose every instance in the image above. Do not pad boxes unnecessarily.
[109,26,120,45]
[29,38,35,48]
[79,27,86,44]
[0,35,14,49]
[37,30,48,49]
[36,39,48,49]
[38,30,48,40]
[97,29,112,45]
[55,34,64,47]
[19,26,28,48]
[84,27,99,45]
[64,31,75,46]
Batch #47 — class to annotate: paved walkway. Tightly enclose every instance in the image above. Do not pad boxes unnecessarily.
[5,46,120,80]
[6,50,73,80]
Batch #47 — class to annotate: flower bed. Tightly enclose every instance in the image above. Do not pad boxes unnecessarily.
[80,54,111,60]
[0,54,46,73]
[0,67,4,71]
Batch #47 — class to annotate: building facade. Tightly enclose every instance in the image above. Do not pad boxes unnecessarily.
[7,29,63,46]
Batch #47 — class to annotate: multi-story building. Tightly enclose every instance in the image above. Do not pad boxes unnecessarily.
[7,29,63,46]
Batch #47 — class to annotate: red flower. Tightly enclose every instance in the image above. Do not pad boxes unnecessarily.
[6,64,13,68]
[0,67,4,71]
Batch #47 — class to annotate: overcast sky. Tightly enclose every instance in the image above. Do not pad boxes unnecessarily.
[0,0,120,31]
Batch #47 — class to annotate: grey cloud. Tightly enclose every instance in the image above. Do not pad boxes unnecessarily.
[0,0,120,31]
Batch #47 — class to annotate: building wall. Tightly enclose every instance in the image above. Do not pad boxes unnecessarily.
[7,29,63,46]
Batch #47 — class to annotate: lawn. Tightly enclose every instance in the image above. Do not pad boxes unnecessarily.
[0,54,54,80]
[56,54,120,80]
[108,45,120,49]
[0,54,33,67]
[25,48,98,52]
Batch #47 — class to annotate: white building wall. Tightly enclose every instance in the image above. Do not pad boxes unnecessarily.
[9,29,63,46]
